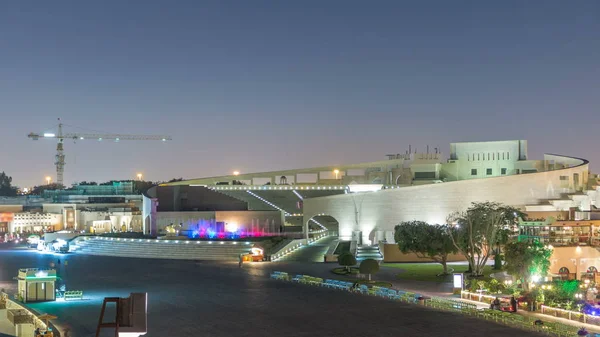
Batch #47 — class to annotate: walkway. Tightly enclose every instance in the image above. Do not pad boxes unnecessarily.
[261,261,600,334]
[276,236,337,262]
[0,245,540,337]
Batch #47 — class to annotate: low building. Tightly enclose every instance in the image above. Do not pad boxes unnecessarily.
[143,185,284,237]
[17,268,57,303]
[10,212,63,233]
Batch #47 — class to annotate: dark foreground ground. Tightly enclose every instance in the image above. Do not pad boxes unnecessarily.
[0,245,541,337]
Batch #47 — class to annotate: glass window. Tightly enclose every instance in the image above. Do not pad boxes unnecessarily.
[501,168,507,175]
[486,168,492,175]
[471,169,477,176]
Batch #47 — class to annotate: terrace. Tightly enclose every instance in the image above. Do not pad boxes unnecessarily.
[518,219,600,247]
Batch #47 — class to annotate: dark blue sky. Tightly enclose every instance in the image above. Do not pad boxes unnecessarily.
[1,1,598,187]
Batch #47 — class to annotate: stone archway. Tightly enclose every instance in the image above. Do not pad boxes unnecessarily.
[395,174,403,185]
[305,214,340,238]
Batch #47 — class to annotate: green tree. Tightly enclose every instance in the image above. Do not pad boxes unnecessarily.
[337,252,357,272]
[134,180,156,194]
[504,240,552,291]
[447,202,521,277]
[359,259,380,281]
[394,221,457,275]
[30,183,63,195]
[0,172,18,196]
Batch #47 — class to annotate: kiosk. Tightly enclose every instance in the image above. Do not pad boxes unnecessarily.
[17,269,57,303]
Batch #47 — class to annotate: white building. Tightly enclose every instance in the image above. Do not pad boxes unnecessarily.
[303,141,591,246]
[9,212,63,233]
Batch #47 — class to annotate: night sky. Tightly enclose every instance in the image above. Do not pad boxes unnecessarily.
[1,1,598,188]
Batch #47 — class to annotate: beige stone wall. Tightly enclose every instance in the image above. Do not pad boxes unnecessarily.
[550,246,600,279]
[304,156,589,244]
[155,210,284,234]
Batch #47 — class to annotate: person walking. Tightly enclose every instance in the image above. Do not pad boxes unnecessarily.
[491,297,500,310]
[510,296,518,312]
[238,254,243,268]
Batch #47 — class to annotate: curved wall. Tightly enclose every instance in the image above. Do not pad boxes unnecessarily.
[304,155,589,245]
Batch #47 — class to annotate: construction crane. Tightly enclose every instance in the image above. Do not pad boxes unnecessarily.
[28,119,172,186]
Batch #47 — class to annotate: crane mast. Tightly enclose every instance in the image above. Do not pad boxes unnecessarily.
[28,120,171,186]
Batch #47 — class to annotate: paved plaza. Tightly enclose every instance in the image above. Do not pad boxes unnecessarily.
[0,244,543,337]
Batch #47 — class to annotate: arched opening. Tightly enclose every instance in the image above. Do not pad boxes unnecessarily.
[588,266,597,273]
[395,174,403,185]
[306,214,339,236]
[558,267,574,280]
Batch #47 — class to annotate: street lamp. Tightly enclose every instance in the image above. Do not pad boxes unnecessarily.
[137,173,143,181]
[233,171,240,176]
[334,169,340,180]
[45,176,51,185]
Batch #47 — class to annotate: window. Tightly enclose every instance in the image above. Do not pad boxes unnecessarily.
[487,153,490,160]
[471,169,477,176]
[486,168,492,175]
[507,152,510,160]
[501,168,507,175]
[415,172,436,179]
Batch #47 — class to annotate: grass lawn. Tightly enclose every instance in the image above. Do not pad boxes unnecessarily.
[331,267,360,275]
[384,263,495,282]
[333,241,351,255]
[331,268,392,287]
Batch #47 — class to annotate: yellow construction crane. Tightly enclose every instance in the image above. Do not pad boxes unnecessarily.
[28,119,172,186]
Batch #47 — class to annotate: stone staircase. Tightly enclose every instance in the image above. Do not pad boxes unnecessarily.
[355,245,383,262]
[73,237,253,261]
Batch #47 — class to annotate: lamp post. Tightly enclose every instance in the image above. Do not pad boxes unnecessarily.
[137,173,143,181]
[334,169,340,180]
[45,176,51,185]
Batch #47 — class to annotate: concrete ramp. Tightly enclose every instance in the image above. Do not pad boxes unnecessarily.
[276,236,337,262]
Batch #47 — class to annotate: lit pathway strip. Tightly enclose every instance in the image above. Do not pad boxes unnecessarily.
[270,232,328,261]
[211,185,348,191]
[309,217,327,231]
[246,190,291,216]
[292,189,304,200]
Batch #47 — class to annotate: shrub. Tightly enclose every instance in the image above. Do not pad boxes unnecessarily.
[359,259,380,281]
[338,252,357,272]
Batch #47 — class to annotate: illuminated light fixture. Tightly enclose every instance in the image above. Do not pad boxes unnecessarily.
[98,138,103,141]
[233,171,240,176]
[43,133,56,138]
[162,138,166,141]
[35,270,48,278]
[225,222,238,232]
[80,136,84,140]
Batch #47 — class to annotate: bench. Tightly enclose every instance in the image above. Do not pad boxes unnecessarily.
[64,290,83,300]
